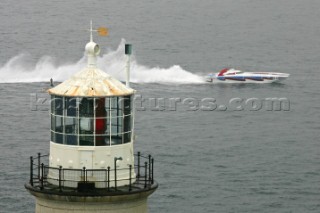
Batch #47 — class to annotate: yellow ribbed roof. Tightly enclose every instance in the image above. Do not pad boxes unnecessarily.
[48,67,134,97]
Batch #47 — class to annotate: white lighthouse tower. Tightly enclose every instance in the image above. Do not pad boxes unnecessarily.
[25,25,157,213]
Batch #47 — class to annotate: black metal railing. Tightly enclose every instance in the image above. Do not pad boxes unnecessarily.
[28,152,155,193]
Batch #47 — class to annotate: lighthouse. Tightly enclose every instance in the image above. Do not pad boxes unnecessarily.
[25,26,157,213]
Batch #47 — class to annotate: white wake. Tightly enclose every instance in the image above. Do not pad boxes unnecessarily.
[0,39,204,84]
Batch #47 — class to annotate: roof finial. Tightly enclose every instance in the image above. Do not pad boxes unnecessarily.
[85,21,100,68]
[90,20,93,42]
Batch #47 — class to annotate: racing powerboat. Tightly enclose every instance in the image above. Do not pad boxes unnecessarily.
[206,68,290,83]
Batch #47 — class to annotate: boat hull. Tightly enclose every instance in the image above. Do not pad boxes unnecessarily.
[206,69,289,83]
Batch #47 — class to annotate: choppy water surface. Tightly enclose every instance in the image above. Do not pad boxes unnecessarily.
[0,0,319,212]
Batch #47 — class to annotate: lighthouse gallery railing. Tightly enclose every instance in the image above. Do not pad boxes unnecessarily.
[28,152,154,193]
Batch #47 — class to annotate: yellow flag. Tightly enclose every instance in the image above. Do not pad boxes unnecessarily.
[97,27,108,36]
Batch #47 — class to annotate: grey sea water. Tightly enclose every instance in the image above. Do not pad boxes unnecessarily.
[0,0,319,212]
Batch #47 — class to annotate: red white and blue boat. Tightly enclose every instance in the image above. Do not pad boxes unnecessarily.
[206,68,290,83]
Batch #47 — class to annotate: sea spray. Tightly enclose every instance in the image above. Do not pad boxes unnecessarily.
[0,39,204,84]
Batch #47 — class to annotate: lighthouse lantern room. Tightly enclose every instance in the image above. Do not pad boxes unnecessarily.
[25,24,157,213]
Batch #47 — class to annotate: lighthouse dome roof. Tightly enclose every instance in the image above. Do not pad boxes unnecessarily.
[48,67,134,97]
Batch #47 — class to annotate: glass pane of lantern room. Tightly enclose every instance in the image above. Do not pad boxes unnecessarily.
[79,98,94,135]
[66,135,77,145]
[51,95,55,114]
[65,117,77,134]
[79,135,94,146]
[95,98,107,146]
[54,96,63,116]
[55,116,63,133]
[51,114,55,142]
[123,96,132,143]
[65,97,77,117]
[104,98,111,145]
[111,97,123,145]
[79,98,94,117]
[79,98,94,146]
[54,116,63,144]
[96,98,106,133]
